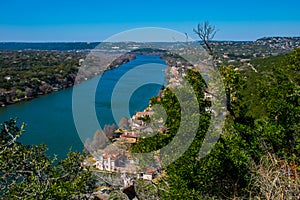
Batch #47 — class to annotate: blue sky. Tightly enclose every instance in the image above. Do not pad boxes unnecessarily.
[1,0,299,41]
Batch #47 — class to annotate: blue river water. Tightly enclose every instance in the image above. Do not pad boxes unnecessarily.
[0,55,166,158]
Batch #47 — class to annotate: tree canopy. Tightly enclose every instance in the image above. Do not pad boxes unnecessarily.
[0,119,96,199]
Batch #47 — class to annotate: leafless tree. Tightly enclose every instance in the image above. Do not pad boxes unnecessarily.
[193,21,217,61]
[104,124,116,139]
[84,130,109,153]
[119,117,129,129]
[193,22,238,118]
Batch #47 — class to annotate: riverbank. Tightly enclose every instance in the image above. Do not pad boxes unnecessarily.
[0,50,136,107]
[0,54,167,159]
[82,53,197,198]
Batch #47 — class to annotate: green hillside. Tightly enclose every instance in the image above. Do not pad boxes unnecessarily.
[132,49,300,199]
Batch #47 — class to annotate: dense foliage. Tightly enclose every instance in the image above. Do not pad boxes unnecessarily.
[0,119,96,199]
[0,51,84,105]
[0,48,299,199]
[132,49,300,199]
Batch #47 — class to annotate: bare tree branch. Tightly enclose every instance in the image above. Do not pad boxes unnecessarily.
[193,21,217,57]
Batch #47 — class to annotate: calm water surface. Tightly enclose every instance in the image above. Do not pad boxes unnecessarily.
[0,55,166,158]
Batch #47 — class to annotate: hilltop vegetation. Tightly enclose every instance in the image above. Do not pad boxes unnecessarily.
[128,48,300,199]
[1,37,299,106]
[0,51,83,105]
[0,46,299,199]
[0,50,135,106]
[0,119,96,199]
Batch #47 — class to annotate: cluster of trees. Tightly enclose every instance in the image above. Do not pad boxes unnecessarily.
[0,51,83,105]
[0,119,97,199]
[84,124,117,154]
[0,24,299,199]
[130,47,300,199]
[0,50,138,106]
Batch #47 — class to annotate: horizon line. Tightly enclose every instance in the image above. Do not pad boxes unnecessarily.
[1,36,300,44]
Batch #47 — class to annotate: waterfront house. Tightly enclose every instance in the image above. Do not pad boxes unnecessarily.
[95,150,130,172]
[96,156,116,171]
[132,111,154,120]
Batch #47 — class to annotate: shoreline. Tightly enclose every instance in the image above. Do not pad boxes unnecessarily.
[0,50,177,109]
[0,52,137,108]
[1,51,168,108]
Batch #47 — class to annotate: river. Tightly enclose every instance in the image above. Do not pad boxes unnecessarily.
[0,55,167,158]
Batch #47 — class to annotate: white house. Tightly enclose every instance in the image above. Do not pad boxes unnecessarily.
[96,156,116,171]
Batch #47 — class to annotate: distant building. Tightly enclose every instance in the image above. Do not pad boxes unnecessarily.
[96,156,116,171]
[120,131,139,143]
[204,92,213,101]
[142,174,154,181]
[78,59,85,66]
[95,151,130,172]
[4,76,11,81]
[132,111,154,120]
[137,167,156,181]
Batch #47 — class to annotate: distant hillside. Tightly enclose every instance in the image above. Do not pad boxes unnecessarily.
[0,42,100,51]
[211,37,300,63]
[254,37,300,50]
[1,37,299,51]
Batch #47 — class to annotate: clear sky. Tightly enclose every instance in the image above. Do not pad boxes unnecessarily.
[1,0,299,42]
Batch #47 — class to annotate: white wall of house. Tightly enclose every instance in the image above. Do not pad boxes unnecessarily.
[96,156,116,171]
[143,174,153,181]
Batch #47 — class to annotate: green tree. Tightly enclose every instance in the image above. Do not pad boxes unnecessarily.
[0,119,96,199]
